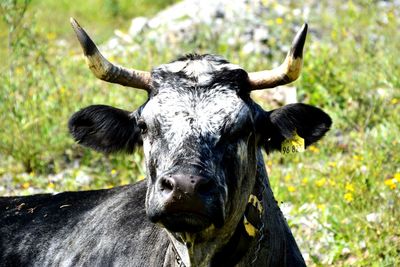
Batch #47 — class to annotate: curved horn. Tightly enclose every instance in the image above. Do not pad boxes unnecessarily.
[248,23,308,90]
[70,18,151,91]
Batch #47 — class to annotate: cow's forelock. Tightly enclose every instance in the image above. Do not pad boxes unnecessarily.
[151,54,246,90]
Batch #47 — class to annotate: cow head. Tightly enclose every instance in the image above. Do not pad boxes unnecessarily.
[68,19,331,244]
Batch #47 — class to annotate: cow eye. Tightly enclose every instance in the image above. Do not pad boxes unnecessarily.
[137,119,147,134]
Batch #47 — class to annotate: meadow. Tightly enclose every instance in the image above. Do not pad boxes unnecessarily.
[0,0,399,266]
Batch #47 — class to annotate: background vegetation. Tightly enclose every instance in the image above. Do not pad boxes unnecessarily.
[0,0,399,266]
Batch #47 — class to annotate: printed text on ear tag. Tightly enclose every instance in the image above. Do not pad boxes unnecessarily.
[281,132,305,155]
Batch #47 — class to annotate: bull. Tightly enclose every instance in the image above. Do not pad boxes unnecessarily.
[0,18,332,267]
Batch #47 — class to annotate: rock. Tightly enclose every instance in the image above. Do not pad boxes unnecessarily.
[103,0,315,62]
[114,30,133,43]
[366,212,381,223]
[75,170,92,186]
[128,17,148,36]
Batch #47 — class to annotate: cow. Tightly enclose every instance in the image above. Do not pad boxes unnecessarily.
[0,18,332,267]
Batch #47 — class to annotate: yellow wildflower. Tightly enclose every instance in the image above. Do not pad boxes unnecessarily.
[317,204,326,211]
[344,192,353,203]
[328,161,337,168]
[345,183,355,192]
[301,177,308,185]
[384,179,397,190]
[110,169,117,176]
[287,185,296,192]
[328,179,336,186]
[46,32,57,40]
[284,174,291,181]
[331,30,337,40]
[309,145,320,153]
[59,87,66,95]
[48,182,55,189]
[275,17,283,25]
[120,178,130,186]
[353,155,363,161]
[391,98,398,105]
[315,178,326,187]
[394,173,400,182]
[15,67,24,75]
[22,182,30,189]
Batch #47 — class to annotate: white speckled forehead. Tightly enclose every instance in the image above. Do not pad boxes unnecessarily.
[142,85,246,137]
[160,57,241,86]
[141,54,251,153]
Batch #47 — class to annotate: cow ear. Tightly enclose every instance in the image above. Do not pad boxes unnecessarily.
[68,105,142,153]
[262,103,332,152]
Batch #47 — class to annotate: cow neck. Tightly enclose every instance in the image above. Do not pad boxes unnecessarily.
[209,156,267,266]
[168,152,268,267]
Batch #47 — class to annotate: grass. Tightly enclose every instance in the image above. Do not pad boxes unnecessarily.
[0,0,399,266]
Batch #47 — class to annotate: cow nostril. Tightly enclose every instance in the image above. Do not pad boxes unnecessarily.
[160,177,174,193]
[196,179,214,195]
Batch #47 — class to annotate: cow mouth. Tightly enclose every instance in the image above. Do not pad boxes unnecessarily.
[159,212,212,233]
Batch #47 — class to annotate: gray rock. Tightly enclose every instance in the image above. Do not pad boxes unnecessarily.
[128,17,148,36]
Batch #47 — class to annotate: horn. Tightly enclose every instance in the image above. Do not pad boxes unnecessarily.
[70,18,151,91]
[248,23,308,90]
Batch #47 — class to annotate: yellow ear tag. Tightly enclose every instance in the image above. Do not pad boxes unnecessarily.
[281,132,305,155]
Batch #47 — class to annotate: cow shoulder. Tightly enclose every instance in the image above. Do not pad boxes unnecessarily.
[0,181,168,266]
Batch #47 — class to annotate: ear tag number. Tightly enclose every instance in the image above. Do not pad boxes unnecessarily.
[281,132,305,155]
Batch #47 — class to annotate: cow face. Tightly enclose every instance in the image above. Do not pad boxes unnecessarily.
[69,54,332,240]
[140,55,258,234]
[68,19,331,242]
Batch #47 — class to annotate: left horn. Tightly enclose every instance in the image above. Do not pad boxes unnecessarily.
[70,18,151,92]
[248,23,308,90]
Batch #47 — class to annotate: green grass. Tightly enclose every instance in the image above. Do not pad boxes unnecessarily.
[0,0,399,266]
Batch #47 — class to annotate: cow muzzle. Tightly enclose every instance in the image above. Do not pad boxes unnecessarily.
[150,173,224,233]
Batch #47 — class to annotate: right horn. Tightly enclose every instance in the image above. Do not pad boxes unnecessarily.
[248,23,308,90]
[70,18,151,92]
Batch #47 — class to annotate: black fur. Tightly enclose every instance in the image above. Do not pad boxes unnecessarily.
[68,105,141,153]
[0,182,169,267]
[211,68,251,92]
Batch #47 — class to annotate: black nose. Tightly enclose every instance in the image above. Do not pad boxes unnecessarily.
[159,174,214,196]
[158,174,215,212]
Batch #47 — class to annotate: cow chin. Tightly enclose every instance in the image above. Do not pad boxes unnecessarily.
[159,213,213,233]
[148,206,225,233]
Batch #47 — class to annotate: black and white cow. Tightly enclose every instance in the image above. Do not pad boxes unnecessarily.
[0,18,332,267]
